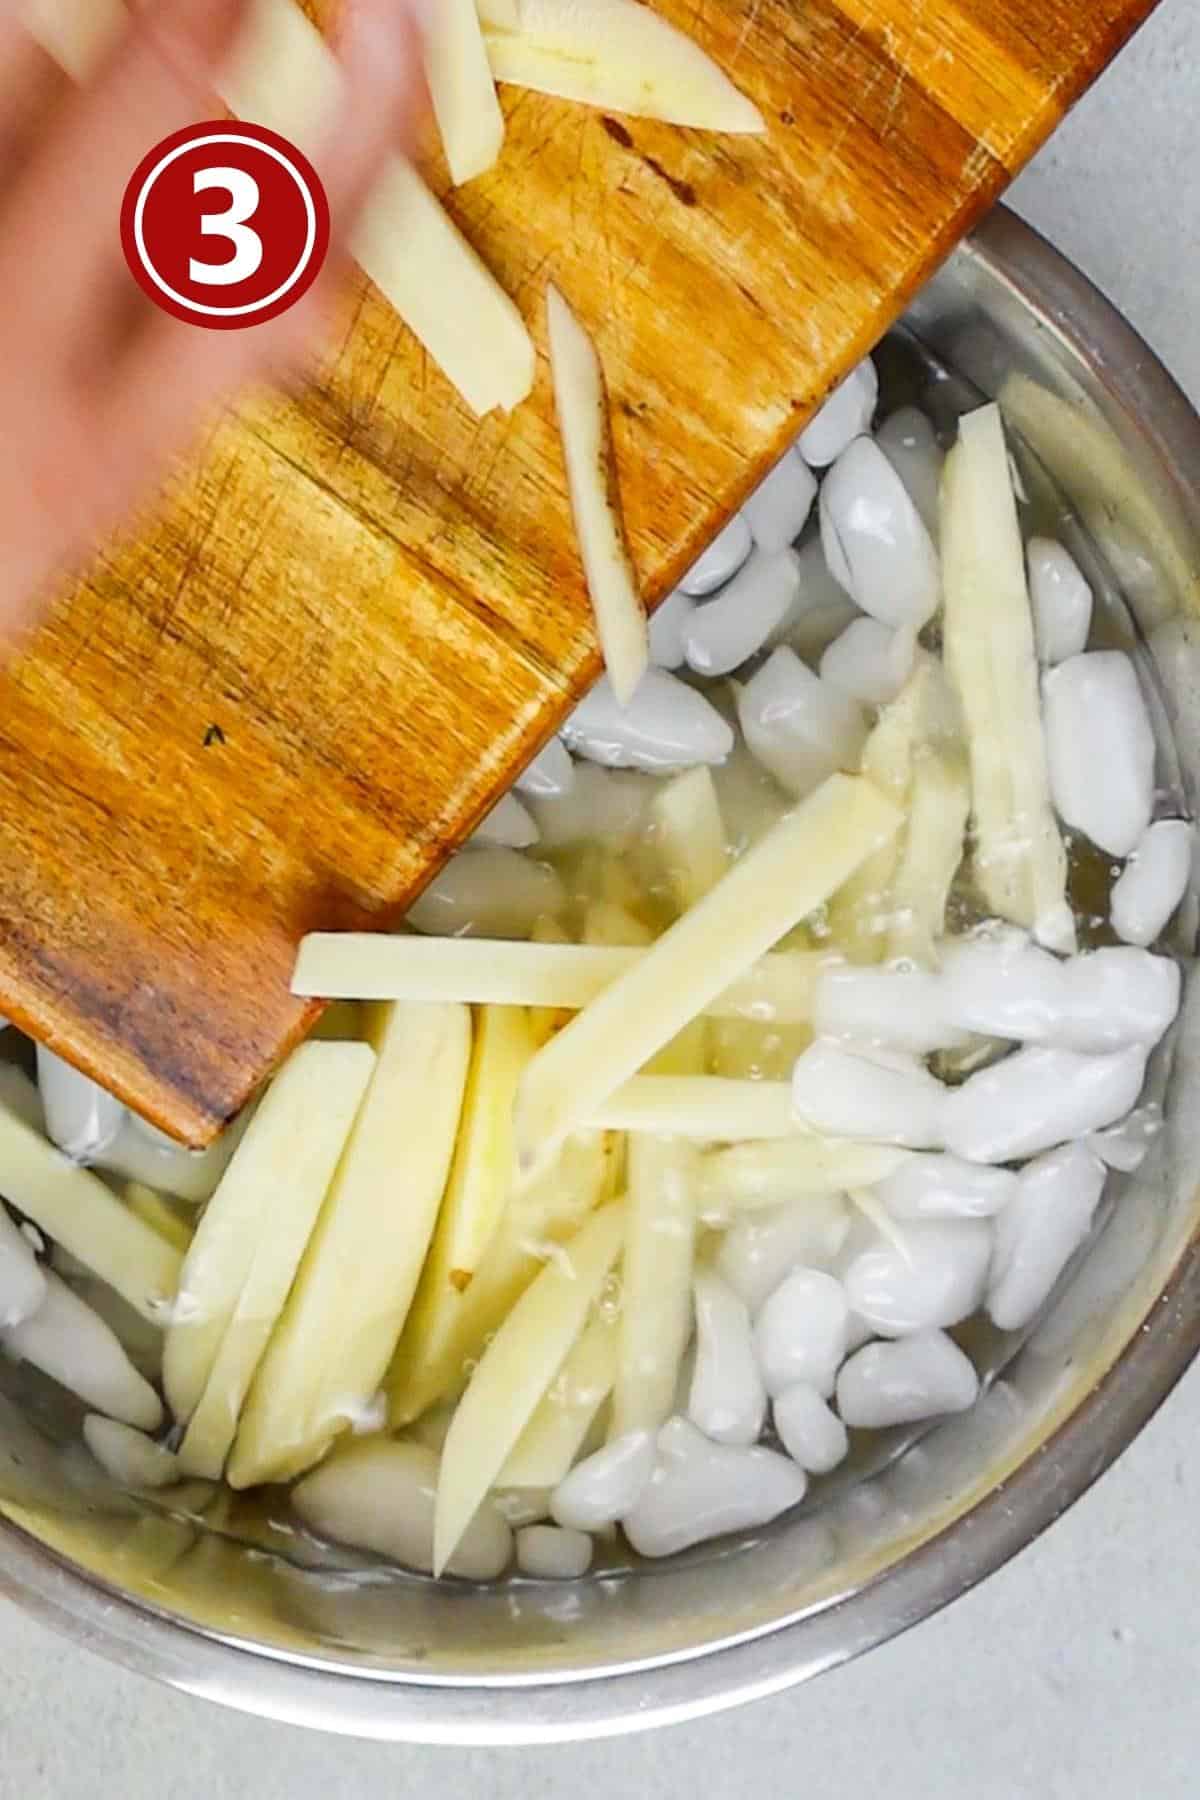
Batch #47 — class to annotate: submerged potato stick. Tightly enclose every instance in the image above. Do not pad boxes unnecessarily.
[611,1135,698,1437]
[547,285,649,705]
[514,773,902,1174]
[941,405,1072,949]
[229,1003,471,1487]
[434,1202,625,1574]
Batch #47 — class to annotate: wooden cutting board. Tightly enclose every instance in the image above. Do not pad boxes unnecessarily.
[0,0,1158,1143]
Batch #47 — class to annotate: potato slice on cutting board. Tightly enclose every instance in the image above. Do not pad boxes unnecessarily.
[387,1005,535,1417]
[164,1042,374,1429]
[547,284,648,705]
[228,1003,471,1488]
[426,0,506,184]
[484,0,765,133]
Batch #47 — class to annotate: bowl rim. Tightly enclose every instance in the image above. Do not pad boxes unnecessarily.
[3,205,1200,1744]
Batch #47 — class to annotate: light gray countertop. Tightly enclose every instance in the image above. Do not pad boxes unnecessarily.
[3,6,1199,1794]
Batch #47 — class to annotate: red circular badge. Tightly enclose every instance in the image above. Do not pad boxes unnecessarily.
[120,121,330,330]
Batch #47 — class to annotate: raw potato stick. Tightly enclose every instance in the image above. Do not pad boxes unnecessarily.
[590,1076,797,1140]
[389,1128,612,1424]
[941,405,1073,949]
[164,1043,374,1426]
[610,1135,697,1437]
[652,767,728,913]
[294,935,830,1024]
[434,1202,626,1573]
[547,285,649,704]
[0,1067,180,1323]
[387,1005,535,1418]
[426,0,506,183]
[498,1313,618,1488]
[514,773,902,1173]
[228,1002,471,1487]
[484,0,765,132]
[885,748,971,966]
[700,1136,909,1214]
[176,1047,375,1479]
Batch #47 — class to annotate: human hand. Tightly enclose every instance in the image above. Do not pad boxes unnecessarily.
[0,0,426,640]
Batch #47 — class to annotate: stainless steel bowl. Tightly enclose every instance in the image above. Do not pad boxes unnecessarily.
[2,206,1199,1744]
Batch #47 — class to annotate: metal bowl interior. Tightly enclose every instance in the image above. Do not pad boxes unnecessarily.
[1,207,1199,1744]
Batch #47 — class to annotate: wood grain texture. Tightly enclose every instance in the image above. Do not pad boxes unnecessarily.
[0,0,1159,1141]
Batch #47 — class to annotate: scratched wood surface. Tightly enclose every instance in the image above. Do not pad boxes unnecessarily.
[0,0,1159,1142]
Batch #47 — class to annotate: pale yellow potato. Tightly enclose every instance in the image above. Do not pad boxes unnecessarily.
[228,1003,471,1488]
[651,767,728,914]
[498,1314,618,1488]
[124,1184,193,1255]
[885,748,971,966]
[476,0,519,25]
[698,1137,912,1217]
[294,934,830,1024]
[83,1416,180,1491]
[484,0,765,133]
[582,900,653,948]
[826,659,955,961]
[434,1202,626,1574]
[610,1136,697,1438]
[387,1006,535,1419]
[0,1068,180,1323]
[164,1043,374,1430]
[941,405,1073,949]
[547,284,648,704]
[591,1076,798,1141]
[706,1019,812,1082]
[426,0,505,183]
[390,1128,612,1424]
[514,774,902,1175]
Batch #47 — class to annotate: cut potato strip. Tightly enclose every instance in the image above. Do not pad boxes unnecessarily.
[228,1003,471,1488]
[294,934,830,1024]
[498,1313,617,1488]
[699,1137,911,1216]
[547,284,648,704]
[83,1415,180,1491]
[514,774,902,1173]
[0,1067,180,1323]
[426,0,506,183]
[590,1076,797,1141]
[164,1043,374,1428]
[610,1135,697,1437]
[387,1006,535,1419]
[941,405,1073,950]
[885,749,970,966]
[583,900,653,947]
[827,660,954,961]
[477,0,519,25]
[177,1050,375,1480]
[124,1184,194,1255]
[390,1128,612,1424]
[434,1202,626,1573]
[484,0,765,132]
[652,767,728,914]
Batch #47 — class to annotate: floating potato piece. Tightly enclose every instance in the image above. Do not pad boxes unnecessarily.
[940,405,1073,950]
[83,1415,180,1490]
[294,934,830,1025]
[514,774,903,1174]
[388,1006,535,1418]
[498,1313,618,1488]
[4,1272,162,1431]
[434,1203,625,1574]
[229,1003,471,1488]
[164,1043,374,1431]
[610,1136,697,1437]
